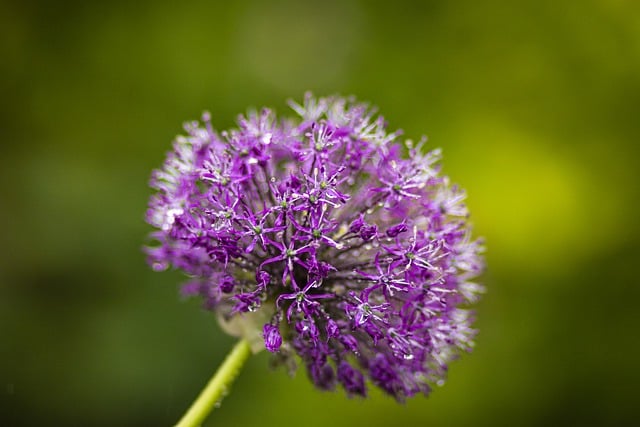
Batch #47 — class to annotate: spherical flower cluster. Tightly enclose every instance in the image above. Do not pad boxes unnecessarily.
[146,94,485,400]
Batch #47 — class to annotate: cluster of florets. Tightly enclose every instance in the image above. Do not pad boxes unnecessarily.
[146,94,484,400]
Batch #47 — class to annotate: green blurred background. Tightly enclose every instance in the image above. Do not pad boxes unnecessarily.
[2,1,639,426]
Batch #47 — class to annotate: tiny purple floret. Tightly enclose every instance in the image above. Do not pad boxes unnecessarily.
[263,324,282,353]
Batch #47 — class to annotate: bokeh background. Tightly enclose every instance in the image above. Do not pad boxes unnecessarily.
[2,1,639,426]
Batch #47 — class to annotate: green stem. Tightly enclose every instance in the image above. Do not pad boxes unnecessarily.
[175,339,252,427]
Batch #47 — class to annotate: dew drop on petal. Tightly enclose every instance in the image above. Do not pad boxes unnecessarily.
[152,261,168,271]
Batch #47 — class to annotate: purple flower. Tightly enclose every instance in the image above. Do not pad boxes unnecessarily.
[145,93,485,400]
[337,361,366,396]
[263,324,282,352]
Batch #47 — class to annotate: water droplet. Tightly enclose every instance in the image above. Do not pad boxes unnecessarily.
[403,353,414,360]
[270,177,276,182]
[154,261,170,271]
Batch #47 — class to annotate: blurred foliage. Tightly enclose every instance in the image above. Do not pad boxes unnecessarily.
[1,0,639,426]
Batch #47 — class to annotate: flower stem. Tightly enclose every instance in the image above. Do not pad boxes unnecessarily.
[175,339,251,427]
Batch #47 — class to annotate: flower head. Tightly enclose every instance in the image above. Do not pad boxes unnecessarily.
[146,93,485,400]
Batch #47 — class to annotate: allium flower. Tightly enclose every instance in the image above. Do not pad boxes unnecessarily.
[146,94,485,401]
